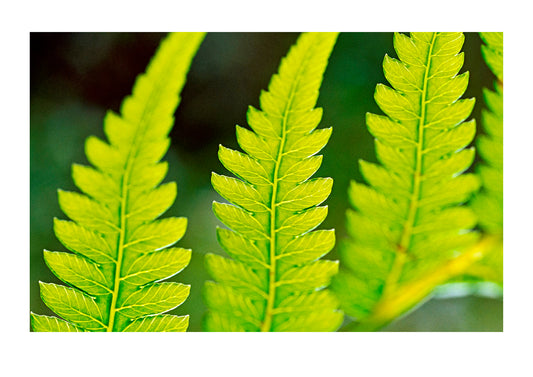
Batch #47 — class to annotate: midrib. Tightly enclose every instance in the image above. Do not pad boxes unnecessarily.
[106,70,171,332]
[381,33,437,299]
[259,44,315,332]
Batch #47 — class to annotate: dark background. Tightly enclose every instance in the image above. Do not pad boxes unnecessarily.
[30,32,503,331]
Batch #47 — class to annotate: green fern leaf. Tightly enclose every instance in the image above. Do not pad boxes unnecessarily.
[31,32,205,332]
[30,312,86,332]
[472,32,503,235]
[466,32,503,284]
[333,32,481,329]
[204,32,342,332]
[480,32,503,81]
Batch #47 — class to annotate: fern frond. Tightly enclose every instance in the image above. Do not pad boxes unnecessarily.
[480,32,503,82]
[333,32,481,329]
[204,32,342,332]
[31,32,205,332]
[472,32,503,235]
[467,32,503,284]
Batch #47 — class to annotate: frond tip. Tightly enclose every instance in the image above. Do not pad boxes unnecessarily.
[31,32,205,332]
[204,32,343,332]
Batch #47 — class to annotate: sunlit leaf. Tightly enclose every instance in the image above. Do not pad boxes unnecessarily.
[333,32,481,330]
[31,32,205,332]
[205,32,342,332]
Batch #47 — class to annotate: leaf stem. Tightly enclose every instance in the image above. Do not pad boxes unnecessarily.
[260,86,290,333]
[259,44,312,332]
[355,236,498,331]
[382,33,437,299]
[107,136,135,332]
[105,47,173,331]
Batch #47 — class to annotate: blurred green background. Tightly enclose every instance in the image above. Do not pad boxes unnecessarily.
[30,32,503,331]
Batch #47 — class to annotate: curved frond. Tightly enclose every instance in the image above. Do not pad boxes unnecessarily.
[480,32,503,81]
[204,32,342,332]
[333,32,480,329]
[467,32,503,284]
[31,32,205,332]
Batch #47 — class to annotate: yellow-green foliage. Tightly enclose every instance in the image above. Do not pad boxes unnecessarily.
[204,32,343,332]
[31,33,205,332]
[333,32,481,329]
[467,32,503,284]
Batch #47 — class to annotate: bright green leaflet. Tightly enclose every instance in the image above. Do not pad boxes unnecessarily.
[30,32,205,332]
[467,32,503,284]
[480,32,503,82]
[332,32,481,330]
[204,32,343,332]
